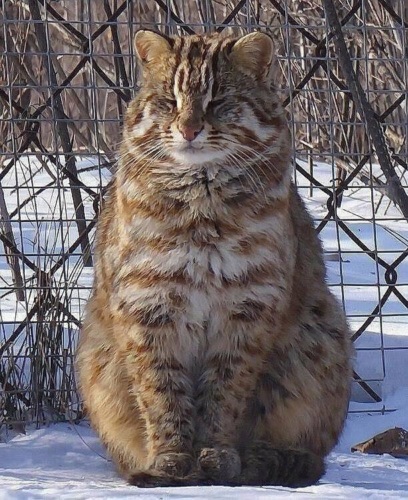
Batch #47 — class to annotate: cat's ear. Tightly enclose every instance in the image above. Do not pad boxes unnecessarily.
[134,30,173,65]
[230,32,275,82]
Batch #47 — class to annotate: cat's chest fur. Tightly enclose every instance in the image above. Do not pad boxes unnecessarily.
[111,201,295,366]
[120,204,292,289]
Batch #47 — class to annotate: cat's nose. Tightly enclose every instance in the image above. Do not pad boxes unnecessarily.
[178,124,204,142]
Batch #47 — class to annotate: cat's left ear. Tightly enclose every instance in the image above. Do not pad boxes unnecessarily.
[230,32,275,83]
[134,30,173,65]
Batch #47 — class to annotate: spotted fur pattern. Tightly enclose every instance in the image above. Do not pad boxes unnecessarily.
[76,31,352,487]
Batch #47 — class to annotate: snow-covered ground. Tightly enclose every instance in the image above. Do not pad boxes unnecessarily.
[1,395,408,498]
[1,156,408,497]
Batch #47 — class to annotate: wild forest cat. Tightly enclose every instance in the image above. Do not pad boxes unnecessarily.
[76,30,352,487]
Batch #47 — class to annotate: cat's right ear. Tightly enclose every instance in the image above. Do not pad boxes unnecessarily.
[134,30,173,65]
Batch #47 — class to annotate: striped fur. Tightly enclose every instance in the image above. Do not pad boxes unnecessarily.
[76,31,352,487]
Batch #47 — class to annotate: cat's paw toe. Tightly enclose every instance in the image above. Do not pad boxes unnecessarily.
[153,452,193,477]
[198,447,241,482]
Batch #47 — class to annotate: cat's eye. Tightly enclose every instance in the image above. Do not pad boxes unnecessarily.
[157,98,177,110]
[163,98,177,108]
[207,97,227,118]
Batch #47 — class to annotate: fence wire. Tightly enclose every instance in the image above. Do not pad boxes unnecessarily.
[0,0,407,435]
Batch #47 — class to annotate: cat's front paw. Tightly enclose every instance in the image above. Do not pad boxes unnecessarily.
[153,452,193,477]
[198,447,241,482]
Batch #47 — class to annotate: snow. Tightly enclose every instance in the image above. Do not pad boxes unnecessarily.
[1,394,408,498]
[1,157,408,497]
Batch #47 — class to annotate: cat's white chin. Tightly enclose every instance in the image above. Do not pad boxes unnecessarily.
[170,148,227,166]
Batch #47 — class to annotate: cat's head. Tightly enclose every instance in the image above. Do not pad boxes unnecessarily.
[124,31,289,172]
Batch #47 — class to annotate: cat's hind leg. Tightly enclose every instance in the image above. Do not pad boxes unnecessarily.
[76,319,148,478]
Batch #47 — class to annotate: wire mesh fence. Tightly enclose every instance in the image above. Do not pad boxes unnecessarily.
[0,0,407,436]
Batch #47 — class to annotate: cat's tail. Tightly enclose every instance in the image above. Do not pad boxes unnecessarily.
[240,441,326,488]
[127,443,325,488]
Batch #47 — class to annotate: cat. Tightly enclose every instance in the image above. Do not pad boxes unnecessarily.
[76,30,352,488]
